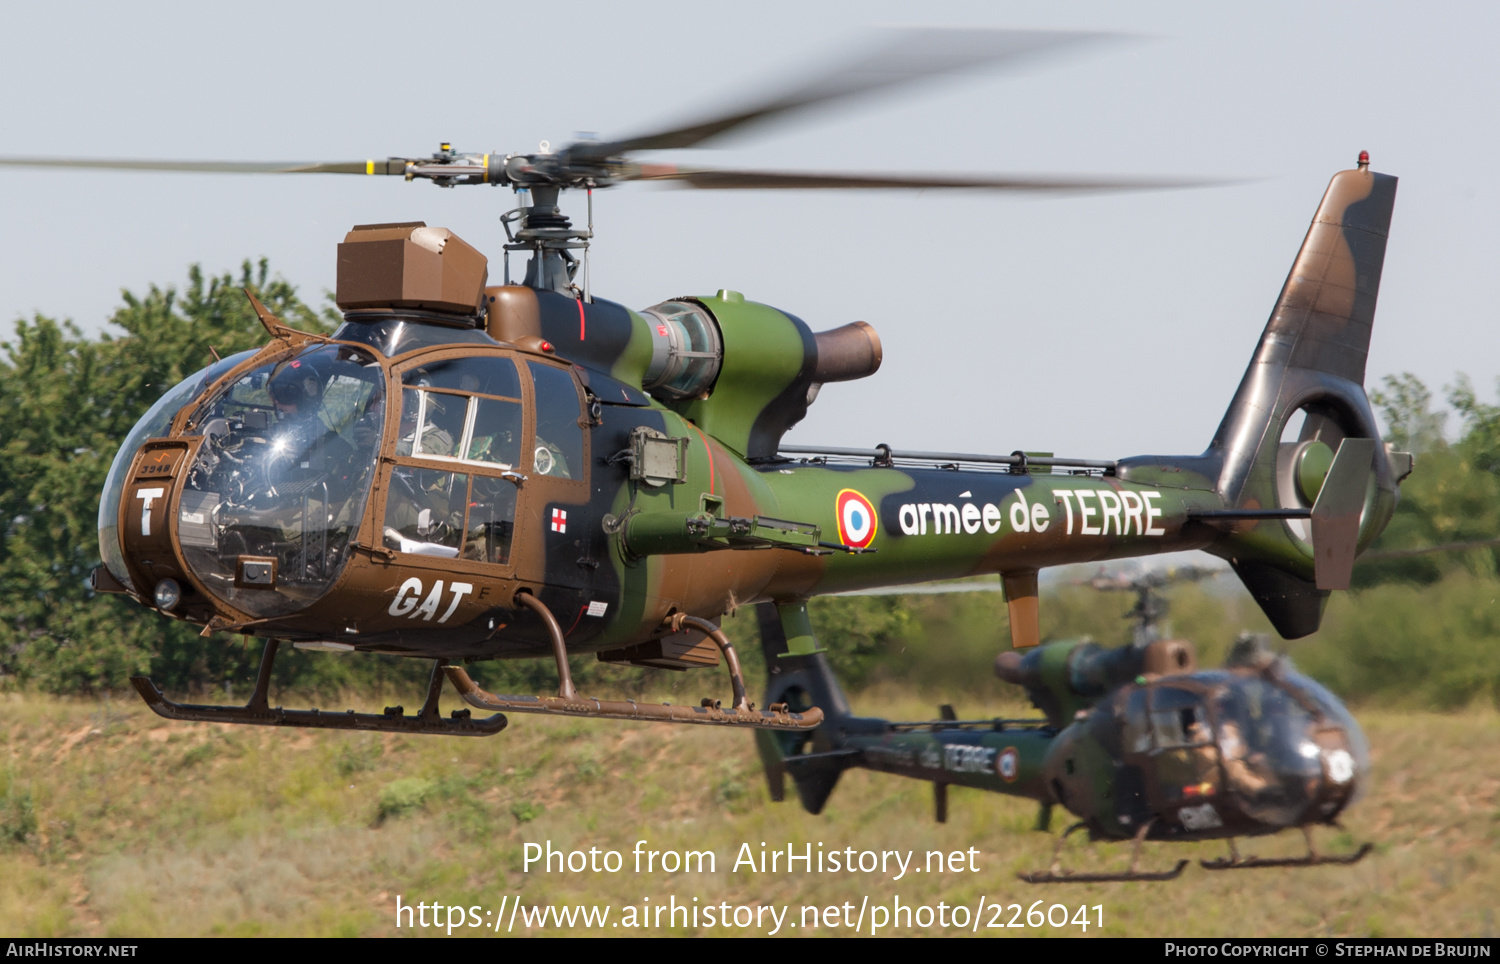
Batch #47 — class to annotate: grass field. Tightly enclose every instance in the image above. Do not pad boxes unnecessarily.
[1,683,1497,938]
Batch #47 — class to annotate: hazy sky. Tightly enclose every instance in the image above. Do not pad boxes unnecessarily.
[2,1,1495,458]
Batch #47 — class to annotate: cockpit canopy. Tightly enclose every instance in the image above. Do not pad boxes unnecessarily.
[176,343,385,618]
[98,326,593,627]
[97,347,260,593]
[1106,670,1367,831]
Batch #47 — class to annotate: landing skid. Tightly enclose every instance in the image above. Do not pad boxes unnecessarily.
[131,599,821,735]
[130,640,507,737]
[1020,820,1189,884]
[1019,862,1190,885]
[444,599,822,731]
[444,666,821,729]
[1200,828,1373,871]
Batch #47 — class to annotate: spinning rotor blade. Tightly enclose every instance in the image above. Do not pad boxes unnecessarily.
[1360,536,1500,562]
[630,165,1223,193]
[833,579,1001,598]
[0,156,412,175]
[573,27,1111,160]
[0,30,1222,200]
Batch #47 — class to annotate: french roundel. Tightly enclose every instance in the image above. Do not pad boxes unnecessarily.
[835,489,878,549]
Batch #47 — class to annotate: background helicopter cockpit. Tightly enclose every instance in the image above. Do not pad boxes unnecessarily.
[1050,640,1369,844]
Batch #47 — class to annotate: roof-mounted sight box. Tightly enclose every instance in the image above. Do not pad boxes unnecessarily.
[336,222,489,316]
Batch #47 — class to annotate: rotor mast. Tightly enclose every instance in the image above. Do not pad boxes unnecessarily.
[503,179,595,299]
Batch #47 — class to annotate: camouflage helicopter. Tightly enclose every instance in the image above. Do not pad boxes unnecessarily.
[2,29,1410,739]
[753,570,1372,883]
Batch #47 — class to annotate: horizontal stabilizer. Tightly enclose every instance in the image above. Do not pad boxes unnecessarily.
[783,749,861,766]
[1311,437,1377,590]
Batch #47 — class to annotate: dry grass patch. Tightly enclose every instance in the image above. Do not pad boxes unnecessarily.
[0,690,1494,936]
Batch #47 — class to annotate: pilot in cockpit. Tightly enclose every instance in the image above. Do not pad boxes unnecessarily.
[267,356,382,500]
[395,390,455,458]
[269,357,328,428]
[385,392,463,555]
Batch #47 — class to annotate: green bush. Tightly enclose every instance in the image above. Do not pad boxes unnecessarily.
[376,778,436,823]
[0,774,37,849]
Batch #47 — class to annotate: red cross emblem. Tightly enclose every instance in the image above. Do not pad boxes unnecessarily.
[550,508,567,533]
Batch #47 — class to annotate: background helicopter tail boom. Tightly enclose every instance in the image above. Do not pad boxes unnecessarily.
[753,603,1053,817]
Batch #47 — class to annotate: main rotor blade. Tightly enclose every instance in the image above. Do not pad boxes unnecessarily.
[834,580,1002,598]
[0,157,409,175]
[575,27,1112,160]
[1360,536,1500,562]
[631,165,1226,193]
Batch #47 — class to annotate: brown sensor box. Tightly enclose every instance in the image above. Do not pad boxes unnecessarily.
[336,222,489,316]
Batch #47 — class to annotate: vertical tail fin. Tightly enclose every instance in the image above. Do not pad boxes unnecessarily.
[1205,158,1404,636]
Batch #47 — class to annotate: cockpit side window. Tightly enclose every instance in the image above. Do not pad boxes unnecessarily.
[397,358,524,469]
[397,389,465,458]
[464,474,517,566]
[1121,688,1151,755]
[1144,685,1220,806]
[383,468,468,557]
[384,353,524,565]
[527,361,584,479]
[404,356,521,398]
[1148,686,1213,749]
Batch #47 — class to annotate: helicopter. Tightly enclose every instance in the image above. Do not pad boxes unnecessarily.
[1,29,1410,739]
[753,572,1373,883]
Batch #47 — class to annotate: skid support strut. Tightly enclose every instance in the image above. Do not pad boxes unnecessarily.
[445,596,822,730]
[1020,820,1189,884]
[130,639,507,736]
[1200,826,1373,871]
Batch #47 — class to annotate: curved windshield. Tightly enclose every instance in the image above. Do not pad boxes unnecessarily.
[1211,677,1324,825]
[178,344,385,618]
[97,349,260,591]
[1284,670,1371,808]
